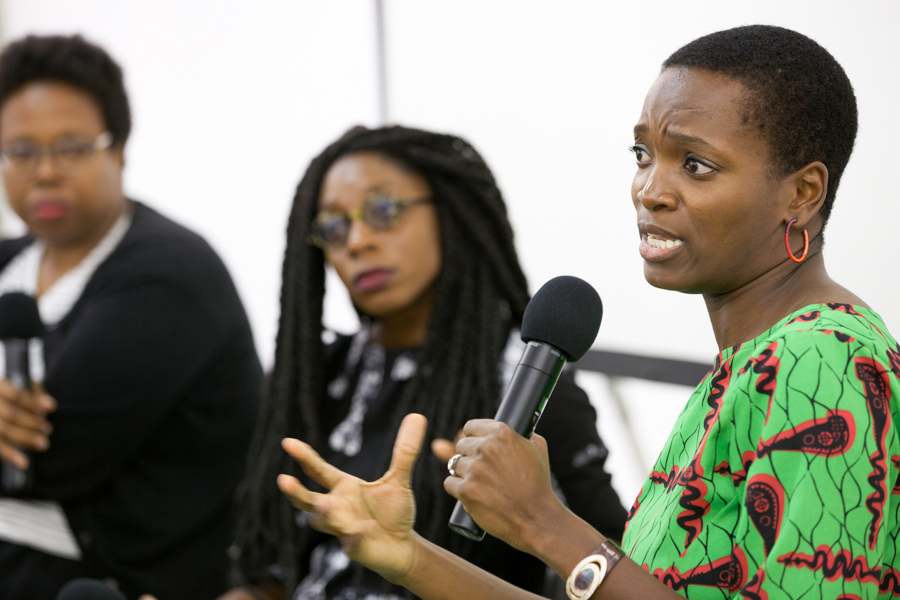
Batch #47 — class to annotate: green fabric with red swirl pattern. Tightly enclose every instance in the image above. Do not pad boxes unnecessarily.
[623,304,900,599]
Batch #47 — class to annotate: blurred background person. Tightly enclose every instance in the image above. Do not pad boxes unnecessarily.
[226,126,627,600]
[0,35,262,599]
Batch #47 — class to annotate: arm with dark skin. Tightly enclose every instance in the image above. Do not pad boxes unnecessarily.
[279,414,680,600]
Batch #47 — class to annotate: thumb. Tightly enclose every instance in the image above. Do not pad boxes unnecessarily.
[431,438,456,463]
[386,413,427,488]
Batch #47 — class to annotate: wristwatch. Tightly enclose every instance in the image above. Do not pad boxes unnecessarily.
[565,539,625,600]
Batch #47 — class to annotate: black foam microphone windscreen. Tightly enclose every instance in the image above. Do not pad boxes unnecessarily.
[0,291,43,341]
[520,275,602,361]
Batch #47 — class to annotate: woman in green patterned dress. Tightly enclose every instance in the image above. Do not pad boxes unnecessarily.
[274,25,900,600]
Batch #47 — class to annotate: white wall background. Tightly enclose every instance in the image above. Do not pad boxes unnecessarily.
[1,0,897,503]
[381,1,900,365]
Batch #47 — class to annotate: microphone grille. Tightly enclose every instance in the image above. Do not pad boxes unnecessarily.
[0,292,42,339]
[520,276,602,361]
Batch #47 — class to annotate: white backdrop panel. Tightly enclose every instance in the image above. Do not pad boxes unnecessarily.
[0,0,381,367]
[383,0,900,364]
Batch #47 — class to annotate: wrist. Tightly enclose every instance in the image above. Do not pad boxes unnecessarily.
[382,531,425,586]
[507,488,569,556]
[565,539,626,600]
[530,507,604,578]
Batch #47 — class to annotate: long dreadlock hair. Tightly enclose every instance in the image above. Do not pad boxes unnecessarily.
[233,125,530,591]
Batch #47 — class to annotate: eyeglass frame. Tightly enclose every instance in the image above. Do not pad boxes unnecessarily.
[0,131,114,179]
[307,194,431,250]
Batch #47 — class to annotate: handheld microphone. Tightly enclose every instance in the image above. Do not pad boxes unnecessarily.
[0,291,43,493]
[56,579,127,600]
[448,276,602,540]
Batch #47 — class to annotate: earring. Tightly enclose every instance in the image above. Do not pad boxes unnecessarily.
[785,219,809,263]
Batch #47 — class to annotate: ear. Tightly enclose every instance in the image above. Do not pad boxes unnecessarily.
[784,161,828,230]
[112,144,126,169]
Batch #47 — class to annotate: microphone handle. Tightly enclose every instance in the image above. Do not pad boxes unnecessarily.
[2,338,33,493]
[448,342,566,541]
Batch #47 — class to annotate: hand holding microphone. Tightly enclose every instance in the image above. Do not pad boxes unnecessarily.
[0,291,53,491]
[445,276,602,543]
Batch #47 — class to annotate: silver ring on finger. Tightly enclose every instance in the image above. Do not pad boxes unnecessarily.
[447,453,463,477]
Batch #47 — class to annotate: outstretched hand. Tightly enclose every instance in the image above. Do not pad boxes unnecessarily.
[278,413,427,582]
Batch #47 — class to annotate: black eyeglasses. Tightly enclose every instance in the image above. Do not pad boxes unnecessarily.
[308,194,430,250]
[0,132,113,179]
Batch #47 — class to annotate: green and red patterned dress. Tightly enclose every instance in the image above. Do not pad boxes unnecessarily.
[622,304,900,599]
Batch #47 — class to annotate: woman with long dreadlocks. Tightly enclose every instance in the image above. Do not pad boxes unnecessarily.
[225,126,626,600]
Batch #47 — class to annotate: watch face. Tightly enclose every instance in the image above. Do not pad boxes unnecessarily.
[574,564,598,591]
[567,555,608,600]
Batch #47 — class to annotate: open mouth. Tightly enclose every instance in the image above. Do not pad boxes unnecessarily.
[639,233,685,262]
[646,233,683,249]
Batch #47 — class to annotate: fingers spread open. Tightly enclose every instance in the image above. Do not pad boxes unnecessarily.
[277,473,322,512]
[282,438,344,490]
[385,413,426,488]
[308,495,363,538]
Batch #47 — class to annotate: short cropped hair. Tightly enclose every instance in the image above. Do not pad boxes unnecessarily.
[0,34,131,146]
[663,25,857,227]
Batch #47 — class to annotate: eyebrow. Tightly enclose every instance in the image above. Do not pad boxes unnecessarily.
[632,125,717,150]
[319,184,393,210]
